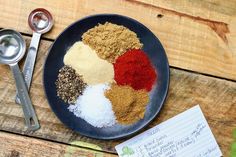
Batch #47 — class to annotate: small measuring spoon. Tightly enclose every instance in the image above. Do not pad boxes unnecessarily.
[15,8,53,104]
[0,29,40,131]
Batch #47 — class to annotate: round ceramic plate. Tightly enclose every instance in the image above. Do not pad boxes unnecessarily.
[43,14,169,139]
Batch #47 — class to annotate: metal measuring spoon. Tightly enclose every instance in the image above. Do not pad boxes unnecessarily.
[0,29,40,131]
[15,8,53,104]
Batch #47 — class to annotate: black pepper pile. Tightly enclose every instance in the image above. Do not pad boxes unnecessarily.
[55,65,87,103]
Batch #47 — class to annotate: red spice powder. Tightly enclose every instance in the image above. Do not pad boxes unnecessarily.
[114,49,157,91]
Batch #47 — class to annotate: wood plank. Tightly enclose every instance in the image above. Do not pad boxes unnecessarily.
[0,37,235,156]
[0,131,117,157]
[0,0,236,80]
[138,0,236,23]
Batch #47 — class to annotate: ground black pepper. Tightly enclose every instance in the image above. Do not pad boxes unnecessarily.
[55,65,87,104]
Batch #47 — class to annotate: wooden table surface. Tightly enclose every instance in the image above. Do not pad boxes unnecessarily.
[0,0,236,156]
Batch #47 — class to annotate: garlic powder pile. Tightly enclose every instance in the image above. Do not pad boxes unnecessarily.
[64,41,114,85]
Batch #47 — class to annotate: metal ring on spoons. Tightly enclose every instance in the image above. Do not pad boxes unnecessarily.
[0,29,40,131]
[15,8,53,104]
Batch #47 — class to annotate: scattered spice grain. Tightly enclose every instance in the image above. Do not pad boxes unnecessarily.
[82,22,143,63]
[105,84,149,125]
[55,65,87,104]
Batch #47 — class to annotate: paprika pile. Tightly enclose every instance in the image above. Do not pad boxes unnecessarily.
[114,49,157,91]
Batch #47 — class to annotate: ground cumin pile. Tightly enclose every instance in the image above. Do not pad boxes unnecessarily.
[105,84,149,125]
[82,22,143,63]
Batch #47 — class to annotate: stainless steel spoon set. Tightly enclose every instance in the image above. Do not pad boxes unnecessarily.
[0,8,53,131]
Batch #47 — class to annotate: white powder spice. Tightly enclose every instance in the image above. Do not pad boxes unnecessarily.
[64,41,114,85]
[68,83,116,128]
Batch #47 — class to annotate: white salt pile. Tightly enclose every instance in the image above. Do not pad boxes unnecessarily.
[68,83,116,128]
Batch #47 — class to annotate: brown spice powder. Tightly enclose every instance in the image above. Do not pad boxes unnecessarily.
[105,84,149,125]
[82,22,143,63]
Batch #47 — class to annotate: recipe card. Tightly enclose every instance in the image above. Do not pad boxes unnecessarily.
[115,105,222,157]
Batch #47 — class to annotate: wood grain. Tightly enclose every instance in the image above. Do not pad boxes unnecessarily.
[0,0,236,80]
[0,37,235,156]
[0,131,117,157]
[138,0,236,23]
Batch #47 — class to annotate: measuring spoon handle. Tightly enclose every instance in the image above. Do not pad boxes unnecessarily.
[10,63,40,131]
[15,32,41,104]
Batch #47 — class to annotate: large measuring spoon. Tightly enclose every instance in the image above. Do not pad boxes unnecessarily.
[0,29,40,130]
[16,8,53,104]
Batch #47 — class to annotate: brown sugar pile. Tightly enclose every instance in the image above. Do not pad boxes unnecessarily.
[105,84,149,125]
[82,22,143,63]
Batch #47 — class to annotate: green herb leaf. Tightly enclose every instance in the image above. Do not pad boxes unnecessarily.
[121,146,135,156]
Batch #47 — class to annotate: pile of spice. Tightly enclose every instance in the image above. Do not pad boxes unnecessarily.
[68,84,116,128]
[105,84,149,125]
[55,65,87,104]
[82,22,143,63]
[55,22,158,128]
[64,41,114,85]
[114,49,157,91]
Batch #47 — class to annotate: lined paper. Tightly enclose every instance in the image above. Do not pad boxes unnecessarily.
[115,105,222,157]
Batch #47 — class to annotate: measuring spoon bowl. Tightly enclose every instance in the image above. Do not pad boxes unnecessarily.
[0,29,25,64]
[28,8,53,34]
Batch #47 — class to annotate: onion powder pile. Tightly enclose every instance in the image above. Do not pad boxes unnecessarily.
[68,83,116,128]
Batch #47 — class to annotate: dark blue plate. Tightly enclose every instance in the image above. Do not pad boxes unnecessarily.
[43,14,169,140]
